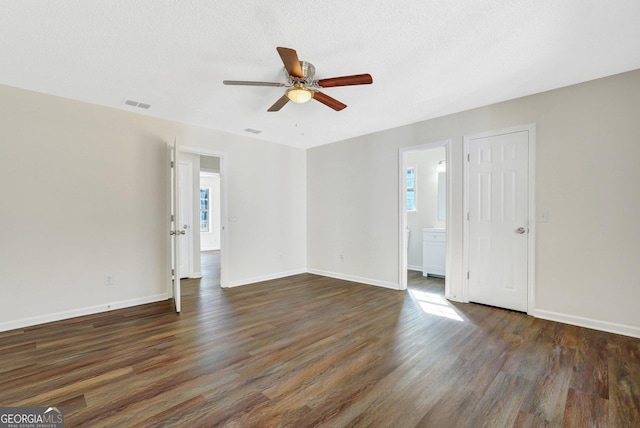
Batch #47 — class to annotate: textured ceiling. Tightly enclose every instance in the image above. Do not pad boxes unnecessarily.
[1,1,640,149]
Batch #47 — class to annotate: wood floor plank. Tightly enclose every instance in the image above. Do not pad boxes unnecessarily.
[562,388,608,428]
[12,366,134,408]
[464,371,534,428]
[1,253,639,427]
[520,344,575,424]
[514,410,561,427]
[570,328,610,399]
[131,394,210,428]
[416,389,481,427]
[608,355,640,427]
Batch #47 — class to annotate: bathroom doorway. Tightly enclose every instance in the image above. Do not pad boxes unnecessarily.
[399,140,451,294]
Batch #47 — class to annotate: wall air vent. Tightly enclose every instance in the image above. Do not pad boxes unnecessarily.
[244,128,262,134]
[123,99,151,109]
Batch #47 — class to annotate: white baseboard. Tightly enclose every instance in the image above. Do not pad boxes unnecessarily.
[190,272,203,279]
[224,268,307,288]
[0,293,169,333]
[408,265,423,272]
[534,309,640,339]
[14,276,637,342]
[307,269,401,291]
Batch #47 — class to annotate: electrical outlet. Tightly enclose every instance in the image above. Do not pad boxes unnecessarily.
[104,275,114,286]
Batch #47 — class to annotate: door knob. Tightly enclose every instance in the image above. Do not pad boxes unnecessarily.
[515,227,526,234]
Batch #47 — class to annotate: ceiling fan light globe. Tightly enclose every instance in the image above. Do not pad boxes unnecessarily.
[286,87,313,103]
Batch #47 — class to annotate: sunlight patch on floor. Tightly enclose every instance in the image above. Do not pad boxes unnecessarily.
[409,289,464,322]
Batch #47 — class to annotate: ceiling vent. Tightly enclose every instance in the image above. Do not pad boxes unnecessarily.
[123,99,151,109]
[244,128,262,134]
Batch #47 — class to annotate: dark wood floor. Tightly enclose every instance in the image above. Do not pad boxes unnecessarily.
[1,259,639,427]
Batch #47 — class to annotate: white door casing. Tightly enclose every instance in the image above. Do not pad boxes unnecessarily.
[170,139,182,313]
[178,160,193,278]
[464,125,536,313]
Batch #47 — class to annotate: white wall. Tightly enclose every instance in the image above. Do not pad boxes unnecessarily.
[0,84,307,331]
[308,69,640,335]
[3,69,640,337]
[406,148,445,270]
[200,155,220,172]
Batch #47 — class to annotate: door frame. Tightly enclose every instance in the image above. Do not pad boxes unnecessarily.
[178,159,194,278]
[462,124,536,314]
[398,140,452,294]
[169,139,182,312]
[181,145,229,288]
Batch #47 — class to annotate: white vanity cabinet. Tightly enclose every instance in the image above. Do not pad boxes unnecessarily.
[422,228,446,277]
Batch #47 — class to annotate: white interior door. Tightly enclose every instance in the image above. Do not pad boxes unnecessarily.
[466,129,530,312]
[178,160,193,278]
[170,139,182,313]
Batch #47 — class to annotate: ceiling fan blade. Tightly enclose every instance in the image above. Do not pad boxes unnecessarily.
[313,91,347,111]
[267,94,290,112]
[223,80,285,87]
[276,47,303,78]
[317,74,373,88]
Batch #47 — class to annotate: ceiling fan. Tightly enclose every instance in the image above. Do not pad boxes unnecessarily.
[223,47,373,112]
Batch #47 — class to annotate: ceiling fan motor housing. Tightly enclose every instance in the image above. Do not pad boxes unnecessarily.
[287,61,316,87]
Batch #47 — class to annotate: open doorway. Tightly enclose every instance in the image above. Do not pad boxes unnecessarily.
[199,157,221,286]
[177,147,227,294]
[399,140,451,297]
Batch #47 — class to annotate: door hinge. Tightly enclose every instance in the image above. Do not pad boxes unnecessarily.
[467,153,470,162]
[467,271,470,279]
[171,268,175,276]
[171,214,174,222]
[467,212,470,221]
[171,160,174,168]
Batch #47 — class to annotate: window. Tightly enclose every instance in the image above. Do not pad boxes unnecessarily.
[407,167,416,211]
[200,188,210,232]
